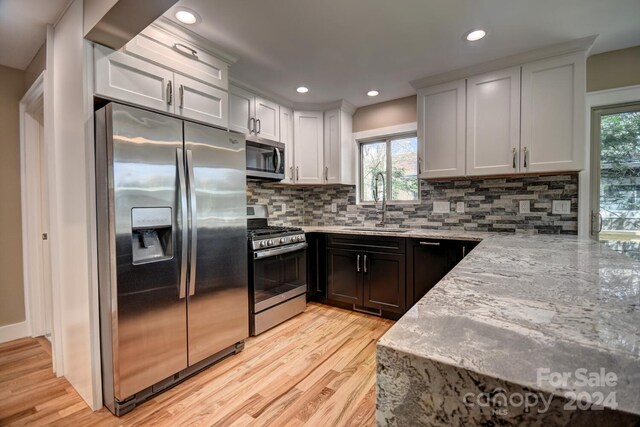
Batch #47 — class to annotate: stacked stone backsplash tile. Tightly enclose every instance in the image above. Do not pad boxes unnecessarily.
[248,174,579,234]
[246,180,305,225]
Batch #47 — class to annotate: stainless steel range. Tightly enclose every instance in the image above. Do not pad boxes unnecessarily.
[247,205,307,335]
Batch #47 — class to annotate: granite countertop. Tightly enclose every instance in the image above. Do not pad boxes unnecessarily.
[303,226,640,416]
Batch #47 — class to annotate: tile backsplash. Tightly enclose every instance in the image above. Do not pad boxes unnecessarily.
[247,173,579,234]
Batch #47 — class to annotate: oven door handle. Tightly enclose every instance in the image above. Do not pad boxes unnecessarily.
[254,242,307,259]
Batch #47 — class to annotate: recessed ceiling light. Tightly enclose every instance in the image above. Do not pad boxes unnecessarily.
[367,90,379,97]
[296,86,309,93]
[175,9,200,25]
[465,29,486,41]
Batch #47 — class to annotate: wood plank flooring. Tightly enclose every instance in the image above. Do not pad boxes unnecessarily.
[0,303,394,426]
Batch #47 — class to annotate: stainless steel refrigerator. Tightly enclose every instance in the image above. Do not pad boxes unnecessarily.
[95,102,248,415]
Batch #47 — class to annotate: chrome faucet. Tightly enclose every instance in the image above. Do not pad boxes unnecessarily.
[374,172,387,227]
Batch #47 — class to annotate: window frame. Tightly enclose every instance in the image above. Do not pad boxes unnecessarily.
[357,131,420,205]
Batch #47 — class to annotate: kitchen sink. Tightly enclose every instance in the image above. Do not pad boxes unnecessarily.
[342,227,409,233]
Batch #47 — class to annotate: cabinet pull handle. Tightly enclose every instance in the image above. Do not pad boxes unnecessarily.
[523,146,529,168]
[418,157,422,175]
[290,166,294,180]
[296,166,299,181]
[179,85,184,108]
[174,43,198,58]
[357,254,361,272]
[419,241,440,246]
[363,254,368,273]
[256,119,261,134]
[249,117,255,133]
[325,166,329,181]
[512,147,517,169]
[167,81,173,105]
[462,246,466,258]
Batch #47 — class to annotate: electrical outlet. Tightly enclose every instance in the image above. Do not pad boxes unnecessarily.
[456,202,465,213]
[552,200,571,215]
[281,203,287,212]
[519,200,530,214]
[331,203,337,213]
[433,201,450,214]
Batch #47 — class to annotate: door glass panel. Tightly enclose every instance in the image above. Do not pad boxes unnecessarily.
[253,250,307,309]
[598,107,640,260]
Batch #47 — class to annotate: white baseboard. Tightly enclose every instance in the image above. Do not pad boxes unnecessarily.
[0,321,29,344]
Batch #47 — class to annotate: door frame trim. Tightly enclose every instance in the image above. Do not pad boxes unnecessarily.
[579,84,640,237]
[19,71,61,364]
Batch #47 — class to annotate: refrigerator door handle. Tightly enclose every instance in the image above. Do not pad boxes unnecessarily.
[176,148,188,299]
[187,149,198,296]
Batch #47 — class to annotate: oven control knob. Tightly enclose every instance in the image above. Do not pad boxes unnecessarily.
[280,238,286,244]
[267,239,274,246]
[259,241,266,248]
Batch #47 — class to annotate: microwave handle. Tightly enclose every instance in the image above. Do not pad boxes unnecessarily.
[274,147,282,173]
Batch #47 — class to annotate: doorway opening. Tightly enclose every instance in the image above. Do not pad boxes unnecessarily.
[20,72,55,370]
[591,102,640,260]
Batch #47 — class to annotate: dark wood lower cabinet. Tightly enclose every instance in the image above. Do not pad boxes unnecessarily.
[362,252,405,314]
[321,233,479,318]
[327,248,362,305]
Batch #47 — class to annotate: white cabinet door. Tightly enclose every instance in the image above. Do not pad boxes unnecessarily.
[174,74,228,128]
[294,111,324,184]
[280,106,295,183]
[521,54,585,172]
[94,45,173,113]
[466,67,521,176]
[417,80,466,178]
[124,25,228,91]
[229,85,255,134]
[255,97,280,141]
[324,109,341,184]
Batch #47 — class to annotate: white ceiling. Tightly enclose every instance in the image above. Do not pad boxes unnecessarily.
[167,0,640,107]
[0,0,70,70]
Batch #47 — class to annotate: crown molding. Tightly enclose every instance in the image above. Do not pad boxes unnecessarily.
[411,35,598,90]
[229,78,294,108]
[292,99,356,114]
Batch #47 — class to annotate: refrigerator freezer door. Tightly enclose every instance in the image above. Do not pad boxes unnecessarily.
[99,103,189,401]
[184,123,249,365]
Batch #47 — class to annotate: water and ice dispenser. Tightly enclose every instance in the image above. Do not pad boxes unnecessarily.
[131,207,173,264]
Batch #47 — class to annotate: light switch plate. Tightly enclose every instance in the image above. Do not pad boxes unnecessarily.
[456,202,465,213]
[433,201,450,214]
[519,200,530,214]
[331,203,337,213]
[552,200,571,215]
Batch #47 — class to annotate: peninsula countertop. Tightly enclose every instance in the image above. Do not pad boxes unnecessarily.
[302,226,640,422]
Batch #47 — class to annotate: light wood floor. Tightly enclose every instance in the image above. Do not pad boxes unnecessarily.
[0,303,394,426]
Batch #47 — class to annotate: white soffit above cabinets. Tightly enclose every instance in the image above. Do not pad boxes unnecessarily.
[166,0,640,107]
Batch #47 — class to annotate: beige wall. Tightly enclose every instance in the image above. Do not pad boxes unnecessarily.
[25,43,46,90]
[0,65,26,327]
[587,45,640,92]
[353,95,417,132]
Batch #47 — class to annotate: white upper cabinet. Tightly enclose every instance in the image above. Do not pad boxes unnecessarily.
[229,85,255,134]
[323,109,354,185]
[94,44,174,113]
[466,67,521,176]
[520,53,585,172]
[124,24,228,91]
[294,111,324,184]
[280,106,295,183]
[255,97,280,141]
[417,80,466,178]
[174,74,228,129]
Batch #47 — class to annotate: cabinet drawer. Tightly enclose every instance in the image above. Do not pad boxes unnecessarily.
[124,25,228,91]
[327,234,406,254]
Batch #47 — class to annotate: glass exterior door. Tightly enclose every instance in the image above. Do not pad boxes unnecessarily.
[591,103,640,260]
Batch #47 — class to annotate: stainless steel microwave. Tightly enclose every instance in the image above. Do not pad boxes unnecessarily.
[246,137,285,180]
